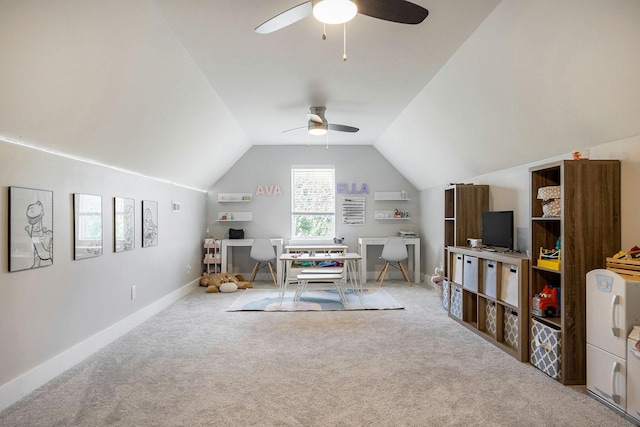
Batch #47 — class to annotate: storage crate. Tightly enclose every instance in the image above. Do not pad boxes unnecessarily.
[503,308,519,349]
[500,263,519,306]
[451,253,464,284]
[483,259,497,298]
[486,302,496,336]
[463,255,479,292]
[606,257,640,279]
[531,319,561,380]
[441,280,450,311]
[450,283,463,319]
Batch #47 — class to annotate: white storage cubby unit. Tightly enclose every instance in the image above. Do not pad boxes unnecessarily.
[203,239,221,274]
[447,246,530,361]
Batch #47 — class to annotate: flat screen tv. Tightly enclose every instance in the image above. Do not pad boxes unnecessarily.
[481,210,514,251]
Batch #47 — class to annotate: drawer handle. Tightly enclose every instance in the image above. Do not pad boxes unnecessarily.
[534,337,552,353]
[610,294,619,337]
[630,348,640,360]
[610,361,620,404]
[487,264,494,269]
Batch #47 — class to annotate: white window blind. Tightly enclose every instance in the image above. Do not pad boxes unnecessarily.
[292,167,335,213]
[291,166,335,238]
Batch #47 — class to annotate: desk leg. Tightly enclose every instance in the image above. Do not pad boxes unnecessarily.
[279,259,292,305]
[359,242,367,284]
[347,260,363,304]
[221,243,229,273]
[413,243,420,283]
[275,244,283,286]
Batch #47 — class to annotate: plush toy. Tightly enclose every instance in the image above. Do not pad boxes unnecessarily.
[200,273,253,293]
[430,266,445,287]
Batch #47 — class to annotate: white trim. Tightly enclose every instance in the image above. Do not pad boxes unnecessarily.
[0,279,199,412]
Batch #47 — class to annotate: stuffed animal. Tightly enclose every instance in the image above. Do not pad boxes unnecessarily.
[200,273,253,293]
[431,266,445,287]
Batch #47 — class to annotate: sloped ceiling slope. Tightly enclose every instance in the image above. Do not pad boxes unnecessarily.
[152,0,501,148]
[378,0,640,190]
[0,0,249,190]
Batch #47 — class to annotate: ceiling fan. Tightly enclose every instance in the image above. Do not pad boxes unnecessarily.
[255,0,429,59]
[282,106,359,136]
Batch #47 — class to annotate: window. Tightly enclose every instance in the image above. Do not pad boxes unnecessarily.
[291,166,335,238]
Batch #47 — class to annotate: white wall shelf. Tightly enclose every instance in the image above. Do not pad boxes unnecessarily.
[373,191,409,201]
[374,210,410,220]
[217,211,252,221]
[217,192,252,203]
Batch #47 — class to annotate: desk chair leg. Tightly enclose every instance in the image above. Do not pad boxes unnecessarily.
[267,262,277,287]
[249,262,261,282]
[378,262,390,286]
[398,262,412,286]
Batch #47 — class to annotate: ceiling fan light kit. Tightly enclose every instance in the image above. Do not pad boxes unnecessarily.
[312,0,358,25]
[308,122,328,136]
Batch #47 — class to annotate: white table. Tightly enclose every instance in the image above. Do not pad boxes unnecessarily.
[278,252,363,304]
[221,238,284,285]
[357,237,421,283]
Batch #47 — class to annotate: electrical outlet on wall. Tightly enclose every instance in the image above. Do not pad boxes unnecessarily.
[131,285,136,300]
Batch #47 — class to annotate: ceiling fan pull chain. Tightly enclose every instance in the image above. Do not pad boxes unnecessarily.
[343,23,347,61]
[322,23,327,40]
[326,131,329,149]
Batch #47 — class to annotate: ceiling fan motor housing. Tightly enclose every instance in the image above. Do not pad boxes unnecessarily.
[308,107,328,134]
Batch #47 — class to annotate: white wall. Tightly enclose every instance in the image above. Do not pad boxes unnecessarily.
[206,145,419,278]
[0,141,206,410]
[419,134,640,278]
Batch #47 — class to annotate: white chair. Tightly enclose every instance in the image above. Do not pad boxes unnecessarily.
[249,238,277,287]
[377,237,412,286]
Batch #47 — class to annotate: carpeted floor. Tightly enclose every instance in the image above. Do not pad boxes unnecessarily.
[227,287,404,311]
[0,281,633,426]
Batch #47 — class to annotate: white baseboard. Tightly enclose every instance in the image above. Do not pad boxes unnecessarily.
[0,279,199,412]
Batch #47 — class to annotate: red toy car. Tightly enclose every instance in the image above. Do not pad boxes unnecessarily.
[532,284,559,317]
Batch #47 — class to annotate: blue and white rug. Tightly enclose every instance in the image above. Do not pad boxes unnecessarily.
[227,288,404,311]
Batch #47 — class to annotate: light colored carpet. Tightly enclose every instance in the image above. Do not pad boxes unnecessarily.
[227,288,404,311]
[0,281,633,426]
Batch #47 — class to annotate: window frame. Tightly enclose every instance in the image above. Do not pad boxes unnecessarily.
[291,165,336,239]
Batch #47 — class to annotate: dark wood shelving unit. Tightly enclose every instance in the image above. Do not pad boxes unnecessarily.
[529,160,621,385]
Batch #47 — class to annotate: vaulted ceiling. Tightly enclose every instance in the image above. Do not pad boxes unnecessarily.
[1,1,639,191]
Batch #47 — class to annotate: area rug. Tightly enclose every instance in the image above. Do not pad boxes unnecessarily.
[227,288,404,311]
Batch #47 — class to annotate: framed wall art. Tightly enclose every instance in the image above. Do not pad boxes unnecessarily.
[8,186,54,272]
[73,193,103,260]
[142,200,158,248]
[113,197,135,252]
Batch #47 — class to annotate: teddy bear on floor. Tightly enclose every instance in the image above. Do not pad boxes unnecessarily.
[199,273,252,293]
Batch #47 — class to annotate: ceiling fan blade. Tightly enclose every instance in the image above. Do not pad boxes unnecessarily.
[328,123,359,133]
[307,113,324,124]
[255,2,312,34]
[357,0,429,25]
[282,126,308,133]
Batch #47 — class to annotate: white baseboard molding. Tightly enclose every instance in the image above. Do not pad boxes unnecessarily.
[0,279,199,412]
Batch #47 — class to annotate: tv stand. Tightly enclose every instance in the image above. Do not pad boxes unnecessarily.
[446,246,529,361]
